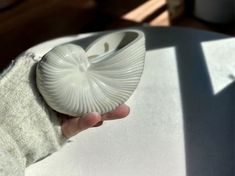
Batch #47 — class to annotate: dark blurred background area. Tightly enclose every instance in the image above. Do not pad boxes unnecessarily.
[0,0,234,70]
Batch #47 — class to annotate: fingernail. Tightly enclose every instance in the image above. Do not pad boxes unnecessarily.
[81,113,88,118]
[93,121,103,127]
[82,112,99,118]
[90,112,99,116]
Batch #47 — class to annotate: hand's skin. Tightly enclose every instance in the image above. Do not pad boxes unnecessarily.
[60,104,130,139]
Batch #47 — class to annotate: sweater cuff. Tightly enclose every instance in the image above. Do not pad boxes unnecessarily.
[0,53,67,166]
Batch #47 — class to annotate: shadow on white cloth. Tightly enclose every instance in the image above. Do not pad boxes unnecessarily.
[26,27,235,176]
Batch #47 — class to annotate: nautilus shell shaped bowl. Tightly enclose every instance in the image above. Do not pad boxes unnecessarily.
[36,30,145,116]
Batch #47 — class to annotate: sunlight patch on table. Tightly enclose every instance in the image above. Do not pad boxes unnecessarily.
[201,38,235,94]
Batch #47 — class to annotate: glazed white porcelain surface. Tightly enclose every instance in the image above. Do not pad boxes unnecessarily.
[36,30,145,116]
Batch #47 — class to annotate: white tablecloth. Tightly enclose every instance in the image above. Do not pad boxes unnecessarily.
[25,27,235,176]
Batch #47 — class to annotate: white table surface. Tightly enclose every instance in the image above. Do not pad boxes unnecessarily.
[25,27,235,176]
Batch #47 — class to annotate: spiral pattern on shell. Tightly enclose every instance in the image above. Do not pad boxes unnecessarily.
[36,30,145,116]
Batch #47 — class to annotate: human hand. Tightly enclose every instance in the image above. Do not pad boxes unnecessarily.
[60,104,130,139]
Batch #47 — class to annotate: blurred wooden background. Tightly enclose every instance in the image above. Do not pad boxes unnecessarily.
[0,0,234,70]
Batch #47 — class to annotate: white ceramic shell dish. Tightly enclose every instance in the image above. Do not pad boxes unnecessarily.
[36,30,145,116]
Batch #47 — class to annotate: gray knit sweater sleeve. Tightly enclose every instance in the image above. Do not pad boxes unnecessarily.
[0,54,67,175]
